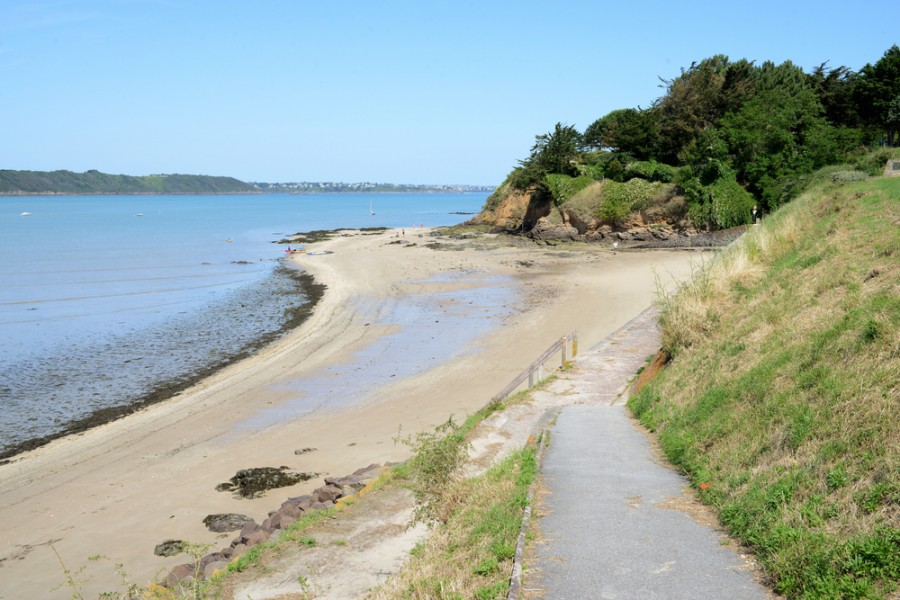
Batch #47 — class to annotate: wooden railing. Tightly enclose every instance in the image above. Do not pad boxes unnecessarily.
[491,332,577,402]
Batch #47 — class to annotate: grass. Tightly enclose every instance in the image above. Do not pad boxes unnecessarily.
[630,171,899,598]
[370,444,538,599]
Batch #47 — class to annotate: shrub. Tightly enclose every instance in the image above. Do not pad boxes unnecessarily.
[710,177,755,228]
[852,148,894,176]
[544,174,594,205]
[598,178,661,225]
[625,160,675,182]
[397,418,470,525]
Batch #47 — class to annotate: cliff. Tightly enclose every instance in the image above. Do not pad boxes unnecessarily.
[471,177,744,248]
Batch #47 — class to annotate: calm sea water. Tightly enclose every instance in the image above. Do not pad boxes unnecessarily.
[0,193,489,456]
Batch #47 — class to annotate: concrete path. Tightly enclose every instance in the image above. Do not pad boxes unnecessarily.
[525,312,771,599]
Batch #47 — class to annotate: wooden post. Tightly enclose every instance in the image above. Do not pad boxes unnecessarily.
[561,336,567,367]
[528,367,534,388]
[572,332,578,358]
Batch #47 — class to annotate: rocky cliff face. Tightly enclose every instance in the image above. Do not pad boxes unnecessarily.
[470,183,546,231]
[472,182,747,248]
[474,184,697,246]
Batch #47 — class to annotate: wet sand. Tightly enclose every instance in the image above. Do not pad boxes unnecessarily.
[0,229,703,599]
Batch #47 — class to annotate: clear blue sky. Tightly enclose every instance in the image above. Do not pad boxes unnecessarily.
[1,1,896,185]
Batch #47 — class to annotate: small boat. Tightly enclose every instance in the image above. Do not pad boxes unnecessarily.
[20,212,32,217]
[135,213,144,217]
[369,201,375,216]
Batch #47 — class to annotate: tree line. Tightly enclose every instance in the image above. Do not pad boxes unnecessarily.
[0,169,257,195]
[508,45,900,228]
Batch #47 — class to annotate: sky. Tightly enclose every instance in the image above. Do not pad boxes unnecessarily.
[0,1,896,186]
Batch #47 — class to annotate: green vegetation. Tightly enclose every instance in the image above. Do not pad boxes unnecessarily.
[491,45,900,231]
[373,444,538,599]
[0,169,256,195]
[630,172,899,598]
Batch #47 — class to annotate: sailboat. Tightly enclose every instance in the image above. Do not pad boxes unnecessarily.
[369,200,375,216]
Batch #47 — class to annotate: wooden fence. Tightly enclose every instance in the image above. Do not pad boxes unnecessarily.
[491,332,578,402]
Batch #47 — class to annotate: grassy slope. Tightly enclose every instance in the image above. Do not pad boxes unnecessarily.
[630,174,899,598]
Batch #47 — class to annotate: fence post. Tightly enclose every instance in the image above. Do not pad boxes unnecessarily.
[572,332,578,358]
[528,367,534,388]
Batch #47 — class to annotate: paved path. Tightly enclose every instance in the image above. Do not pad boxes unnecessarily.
[525,311,771,599]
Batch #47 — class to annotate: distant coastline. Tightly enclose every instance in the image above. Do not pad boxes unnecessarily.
[0,169,495,196]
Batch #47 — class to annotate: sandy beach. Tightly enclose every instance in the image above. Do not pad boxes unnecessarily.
[0,229,702,599]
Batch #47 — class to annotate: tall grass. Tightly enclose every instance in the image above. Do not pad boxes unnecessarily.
[632,172,899,599]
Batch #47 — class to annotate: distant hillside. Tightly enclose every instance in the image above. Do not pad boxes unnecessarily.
[252,181,495,194]
[630,167,899,598]
[0,170,257,195]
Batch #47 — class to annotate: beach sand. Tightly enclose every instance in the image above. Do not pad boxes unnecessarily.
[0,229,703,599]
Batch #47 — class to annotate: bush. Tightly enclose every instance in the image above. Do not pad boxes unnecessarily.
[852,148,894,176]
[625,160,675,183]
[710,177,755,228]
[598,178,661,225]
[544,174,594,205]
[397,418,470,525]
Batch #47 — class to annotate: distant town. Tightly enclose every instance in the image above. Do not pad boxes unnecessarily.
[251,181,495,194]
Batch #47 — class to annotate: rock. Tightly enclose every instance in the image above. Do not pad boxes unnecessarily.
[262,512,297,531]
[310,500,334,510]
[238,522,261,543]
[202,513,254,533]
[314,484,343,504]
[294,447,317,455]
[164,563,195,587]
[230,543,248,558]
[154,539,183,557]
[244,527,272,546]
[199,552,228,573]
[203,559,229,579]
[279,502,304,519]
[284,494,313,510]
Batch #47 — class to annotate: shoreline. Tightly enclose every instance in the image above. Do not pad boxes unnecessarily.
[0,228,702,599]
[0,267,326,463]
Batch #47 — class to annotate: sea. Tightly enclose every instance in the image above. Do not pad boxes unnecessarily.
[0,192,493,458]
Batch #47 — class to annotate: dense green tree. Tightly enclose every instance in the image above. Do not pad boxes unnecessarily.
[720,61,839,209]
[529,122,583,176]
[809,63,861,127]
[655,55,756,164]
[583,108,659,159]
[511,123,583,190]
[855,45,900,146]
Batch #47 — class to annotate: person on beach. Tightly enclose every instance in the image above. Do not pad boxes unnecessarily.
[613,241,619,255]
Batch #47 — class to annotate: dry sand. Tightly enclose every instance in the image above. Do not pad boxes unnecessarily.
[0,229,703,599]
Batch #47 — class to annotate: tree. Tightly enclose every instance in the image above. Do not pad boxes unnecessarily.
[511,122,584,190]
[720,61,838,209]
[655,55,755,164]
[583,108,659,159]
[855,45,900,146]
[528,122,583,176]
[809,62,861,127]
